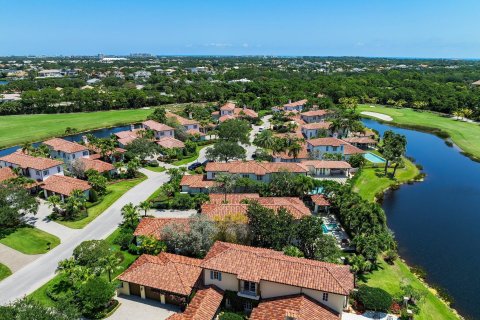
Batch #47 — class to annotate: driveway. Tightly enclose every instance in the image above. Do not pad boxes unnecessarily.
[108,295,180,320]
[0,169,169,305]
[0,244,41,273]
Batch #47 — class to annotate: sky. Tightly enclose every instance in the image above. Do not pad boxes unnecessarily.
[1,0,480,58]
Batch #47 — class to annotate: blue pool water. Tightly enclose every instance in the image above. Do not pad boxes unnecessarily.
[310,187,324,195]
[364,152,386,163]
[322,223,338,233]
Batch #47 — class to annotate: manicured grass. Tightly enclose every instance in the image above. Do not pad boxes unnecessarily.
[56,175,147,229]
[0,109,151,149]
[29,227,139,307]
[171,145,209,166]
[144,165,165,173]
[359,259,460,320]
[358,104,480,160]
[352,157,420,201]
[0,227,60,254]
[0,263,12,281]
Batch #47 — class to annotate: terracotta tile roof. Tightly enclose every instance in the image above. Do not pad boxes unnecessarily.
[115,130,141,146]
[156,137,185,149]
[302,122,331,130]
[218,114,236,122]
[273,144,309,161]
[205,161,308,175]
[290,115,307,126]
[0,152,63,170]
[311,194,330,206]
[284,99,308,108]
[201,197,311,220]
[43,138,88,153]
[342,143,365,155]
[42,175,91,196]
[300,160,351,169]
[0,167,16,182]
[186,129,205,136]
[307,137,345,147]
[166,286,224,320]
[300,109,329,117]
[250,294,340,320]
[220,102,236,111]
[117,253,203,296]
[180,174,218,189]
[166,112,199,126]
[202,241,354,296]
[342,137,377,144]
[208,193,260,204]
[234,107,258,118]
[78,158,114,173]
[134,218,190,240]
[142,120,174,132]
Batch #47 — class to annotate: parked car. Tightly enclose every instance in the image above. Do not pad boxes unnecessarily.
[258,127,264,132]
[188,162,202,171]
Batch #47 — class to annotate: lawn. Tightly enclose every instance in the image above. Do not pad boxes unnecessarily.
[352,157,420,201]
[359,259,460,320]
[144,165,165,173]
[357,104,480,160]
[56,175,147,229]
[29,227,138,307]
[0,227,60,254]
[0,263,12,281]
[171,145,209,166]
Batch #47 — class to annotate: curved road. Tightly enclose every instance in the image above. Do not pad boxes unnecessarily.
[0,169,169,305]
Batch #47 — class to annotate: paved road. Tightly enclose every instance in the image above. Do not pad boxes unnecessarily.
[243,115,272,160]
[0,169,169,305]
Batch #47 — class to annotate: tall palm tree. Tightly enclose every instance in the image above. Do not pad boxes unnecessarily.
[254,130,275,150]
[287,142,302,160]
[101,253,122,282]
[121,202,139,228]
[215,173,238,203]
[47,195,61,213]
[21,142,33,155]
[138,200,151,217]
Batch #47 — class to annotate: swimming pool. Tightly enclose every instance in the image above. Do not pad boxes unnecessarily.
[322,223,338,233]
[310,187,324,195]
[364,152,386,164]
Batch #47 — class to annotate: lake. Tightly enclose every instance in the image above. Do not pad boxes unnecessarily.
[0,124,137,157]
[362,118,480,320]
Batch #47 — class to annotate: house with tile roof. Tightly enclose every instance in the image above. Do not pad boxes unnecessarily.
[116,241,354,318]
[216,103,259,123]
[300,109,329,123]
[142,120,175,140]
[0,151,64,181]
[43,138,89,164]
[301,121,332,139]
[306,138,365,160]
[41,174,91,201]
[341,137,377,149]
[76,157,116,176]
[272,99,308,113]
[133,217,190,242]
[180,174,218,194]
[114,128,143,147]
[0,167,16,183]
[300,160,352,177]
[156,136,186,149]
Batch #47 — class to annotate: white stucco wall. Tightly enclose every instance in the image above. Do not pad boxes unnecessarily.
[260,280,301,298]
[302,288,346,313]
[203,269,238,291]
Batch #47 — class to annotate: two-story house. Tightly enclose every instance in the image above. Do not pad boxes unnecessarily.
[166,112,206,140]
[142,120,175,140]
[0,151,64,181]
[307,137,365,160]
[43,138,89,165]
[42,174,91,201]
[300,109,329,123]
[216,103,258,123]
[273,99,308,113]
[301,122,332,139]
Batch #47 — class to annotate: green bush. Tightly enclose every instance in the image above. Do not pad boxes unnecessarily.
[219,311,245,320]
[171,193,195,209]
[147,161,159,167]
[78,278,115,318]
[113,229,134,250]
[356,285,392,312]
[89,189,98,202]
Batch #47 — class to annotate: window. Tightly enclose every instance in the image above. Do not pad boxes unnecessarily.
[160,132,164,136]
[326,146,329,151]
[242,174,249,178]
[322,292,329,301]
[244,301,253,311]
[332,147,338,152]
[43,170,48,176]
[243,281,256,293]
[210,270,222,281]
[57,167,61,173]
[83,151,88,156]
[256,175,262,181]
[72,154,76,159]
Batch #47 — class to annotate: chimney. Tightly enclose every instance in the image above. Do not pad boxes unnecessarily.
[81,135,88,144]
[243,105,246,110]
[188,112,193,119]
[130,124,135,131]
[288,99,292,104]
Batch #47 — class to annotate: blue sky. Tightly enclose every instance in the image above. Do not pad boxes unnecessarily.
[1,0,479,58]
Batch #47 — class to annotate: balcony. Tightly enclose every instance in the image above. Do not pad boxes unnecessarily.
[237,290,260,300]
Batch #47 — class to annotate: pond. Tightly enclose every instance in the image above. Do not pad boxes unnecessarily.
[362,118,480,320]
[0,124,139,157]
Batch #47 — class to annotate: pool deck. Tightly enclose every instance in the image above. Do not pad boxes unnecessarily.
[321,214,354,251]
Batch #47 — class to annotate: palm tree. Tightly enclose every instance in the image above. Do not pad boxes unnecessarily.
[215,173,239,203]
[61,189,86,218]
[121,202,139,228]
[101,254,122,282]
[21,142,33,155]
[138,200,151,217]
[46,195,62,214]
[253,130,276,150]
[287,142,302,160]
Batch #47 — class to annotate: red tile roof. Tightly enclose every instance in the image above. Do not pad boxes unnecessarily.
[205,161,307,175]
[342,143,365,155]
[0,152,63,170]
[220,102,236,111]
[180,174,218,189]
[42,175,91,196]
[167,286,224,320]
[117,253,203,296]
[300,160,351,169]
[272,144,309,161]
[0,167,16,182]
[307,137,345,147]
[186,129,205,136]
[302,122,331,130]
[202,241,354,296]
[166,112,199,126]
[342,137,377,144]
[250,294,340,320]
[284,99,308,108]
[234,107,258,118]
[208,193,260,204]
[115,130,141,146]
[142,120,174,132]
[300,109,329,117]
[311,194,330,206]
[78,158,114,173]
[43,138,88,153]
[134,218,190,240]
[156,137,185,149]
[218,114,236,122]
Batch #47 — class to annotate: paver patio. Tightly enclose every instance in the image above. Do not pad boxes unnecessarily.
[108,294,180,320]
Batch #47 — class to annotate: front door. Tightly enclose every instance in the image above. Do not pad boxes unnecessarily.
[129,283,141,296]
